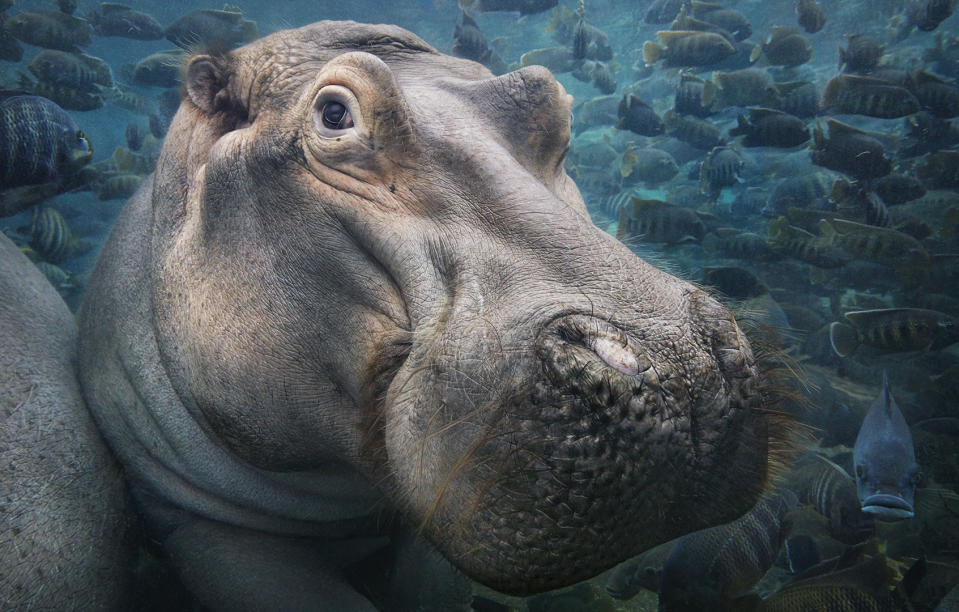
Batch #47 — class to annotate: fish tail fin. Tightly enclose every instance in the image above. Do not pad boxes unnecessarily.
[812,121,825,149]
[829,321,859,357]
[643,41,662,65]
[729,113,749,137]
[701,79,718,108]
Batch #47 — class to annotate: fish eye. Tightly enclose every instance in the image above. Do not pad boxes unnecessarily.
[855,465,864,478]
[320,101,353,130]
[77,131,91,152]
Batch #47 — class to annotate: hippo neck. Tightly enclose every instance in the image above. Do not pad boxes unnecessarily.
[77,179,383,539]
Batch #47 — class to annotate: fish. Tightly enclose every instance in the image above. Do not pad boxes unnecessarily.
[27,49,113,90]
[616,94,664,136]
[670,6,735,42]
[621,145,679,187]
[852,372,921,520]
[57,0,77,16]
[124,122,145,152]
[819,218,929,265]
[699,145,742,199]
[821,74,920,119]
[767,217,852,269]
[703,265,768,300]
[838,34,884,73]
[795,0,826,34]
[734,549,913,611]
[4,9,93,52]
[518,46,577,73]
[829,178,889,227]
[587,61,616,94]
[0,94,92,218]
[86,3,163,40]
[729,107,809,148]
[773,81,819,118]
[830,308,957,356]
[916,150,959,189]
[20,77,105,112]
[811,119,892,180]
[643,30,735,68]
[92,172,145,201]
[689,1,751,41]
[568,5,612,62]
[572,94,619,135]
[875,173,926,205]
[165,7,258,50]
[617,197,707,244]
[452,10,491,63]
[702,68,779,110]
[906,70,959,119]
[98,83,157,117]
[664,109,725,149]
[460,0,558,15]
[658,489,798,611]
[124,49,186,89]
[605,540,676,599]
[0,17,25,62]
[673,72,714,118]
[703,228,776,259]
[909,0,959,32]
[783,453,868,543]
[34,260,73,290]
[902,111,959,157]
[762,172,832,217]
[751,26,812,67]
[29,205,72,263]
[645,0,690,24]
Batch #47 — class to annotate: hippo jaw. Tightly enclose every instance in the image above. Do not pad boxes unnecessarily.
[375,294,779,594]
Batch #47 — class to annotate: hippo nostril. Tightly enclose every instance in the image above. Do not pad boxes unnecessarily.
[538,314,651,382]
[587,336,639,376]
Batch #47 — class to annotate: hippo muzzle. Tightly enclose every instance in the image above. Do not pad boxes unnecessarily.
[78,21,791,602]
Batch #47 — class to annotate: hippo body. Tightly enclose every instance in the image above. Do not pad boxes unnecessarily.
[2,20,788,611]
[0,234,134,611]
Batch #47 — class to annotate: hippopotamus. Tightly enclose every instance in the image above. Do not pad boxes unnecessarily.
[2,20,791,610]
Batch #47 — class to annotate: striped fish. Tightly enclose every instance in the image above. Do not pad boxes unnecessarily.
[30,206,71,263]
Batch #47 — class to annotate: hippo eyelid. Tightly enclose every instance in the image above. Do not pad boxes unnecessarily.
[312,85,361,140]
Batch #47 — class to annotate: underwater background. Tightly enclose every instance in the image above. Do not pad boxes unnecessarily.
[2,0,959,609]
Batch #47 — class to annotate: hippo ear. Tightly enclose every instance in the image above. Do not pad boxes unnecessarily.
[185,56,231,115]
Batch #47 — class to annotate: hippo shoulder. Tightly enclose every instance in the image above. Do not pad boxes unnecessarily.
[0,232,135,609]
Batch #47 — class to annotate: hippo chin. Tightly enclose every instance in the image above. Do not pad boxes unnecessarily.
[75,20,790,606]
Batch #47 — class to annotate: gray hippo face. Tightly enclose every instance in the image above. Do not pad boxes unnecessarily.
[149,21,787,594]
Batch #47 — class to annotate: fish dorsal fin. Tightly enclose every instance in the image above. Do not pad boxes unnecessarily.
[748,106,789,120]
[841,74,897,88]
[629,197,669,214]
[825,118,868,137]
[657,30,705,45]
[911,69,945,85]
[100,2,133,14]
[774,80,810,96]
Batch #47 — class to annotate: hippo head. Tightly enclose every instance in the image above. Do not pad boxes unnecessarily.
[150,21,789,594]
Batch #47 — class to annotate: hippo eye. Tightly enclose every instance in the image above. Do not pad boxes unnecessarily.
[321,101,353,130]
[312,86,360,139]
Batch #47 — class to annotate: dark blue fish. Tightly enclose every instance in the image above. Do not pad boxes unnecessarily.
[853,372,921,520]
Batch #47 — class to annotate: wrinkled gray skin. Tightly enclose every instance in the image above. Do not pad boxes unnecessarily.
[0,234,134,611]
[76,21,784,608]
